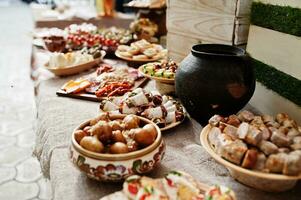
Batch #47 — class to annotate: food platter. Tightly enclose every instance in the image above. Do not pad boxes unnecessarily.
[200,124,301,192]
[138,65,174,84]
[56,77,148,102]
[45,58,101,76]
[56,79,148,102]
[115,50,162,62]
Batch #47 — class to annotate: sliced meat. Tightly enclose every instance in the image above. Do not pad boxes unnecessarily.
[258,140,278,155]
[287,128,301,140]
[208,127,222,148]
[278,148,290,153]
[259,126,271,140]
[262,115,274,123]
[283,153,301,175]
[270,130,291,147]
[283,119,297,129]
[245,127,262,146]
[219,139,248,165]
[238,110,255,122]
[209,115,224,127]
[215,134,234,155]
[276,113,289,124]
[251,116,264,127]
[254,152,267,171]
[237,122,249,140]
[223,124,238,140]
[265,153,286,173]
[226,115,241,127]
[266,121,280,128]
[241,149,258,169]
[290,136,301,150]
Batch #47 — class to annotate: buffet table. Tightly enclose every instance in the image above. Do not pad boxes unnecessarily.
[32,54,301,199]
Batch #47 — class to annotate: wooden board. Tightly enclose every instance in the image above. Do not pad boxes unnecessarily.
[168,50,186,64]
[249,82,301,124]
[167,32,201,56]
[167,7,235,44]
[168,0,237,15]
[234,18,250,45]
[247,25,301,80]
[56,74,148,102]
[255,0,301,8]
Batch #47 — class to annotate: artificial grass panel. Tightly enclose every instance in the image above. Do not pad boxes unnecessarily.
[252,59,301,107]
[251,2,301,37]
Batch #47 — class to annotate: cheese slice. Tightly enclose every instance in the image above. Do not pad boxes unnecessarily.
[165,112,176,124]
[145,107,163,119]
[129,92,149,107]
[122,103,138,114]
[103,101,118,112]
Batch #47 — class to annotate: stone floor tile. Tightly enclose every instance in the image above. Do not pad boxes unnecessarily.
[0,167,16,184]
[37,178,53,200]
[16,157,42,183]
[0,146,31,167]
[0,135,16,149]
[0,180,39,200]
[17,130,35,148]
[0,122,34,137]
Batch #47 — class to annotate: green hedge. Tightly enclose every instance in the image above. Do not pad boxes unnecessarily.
[251,2,301,37]
[252,59,301,107]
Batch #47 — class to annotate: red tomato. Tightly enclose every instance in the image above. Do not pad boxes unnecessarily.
[128,183,138,195]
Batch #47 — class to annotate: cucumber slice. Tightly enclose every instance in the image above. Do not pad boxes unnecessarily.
[143,64,154,75]
[163,70,175,79]
[154,69,164,77]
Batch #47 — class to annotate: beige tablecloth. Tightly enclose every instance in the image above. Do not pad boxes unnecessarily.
[34,66,301,200]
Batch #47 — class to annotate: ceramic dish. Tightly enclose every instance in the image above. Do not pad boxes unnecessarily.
[138,65,174,84]
[70,114,165,182]
[115,50,162,62]
[45,58,101,76]
[200,124,301,192]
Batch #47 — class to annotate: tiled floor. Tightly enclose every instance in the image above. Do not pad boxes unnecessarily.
[0,1,52,200]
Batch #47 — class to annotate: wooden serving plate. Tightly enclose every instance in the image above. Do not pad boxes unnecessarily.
[45,58,101,76]
[138,66,175,84]
[200,124,301,192]
[115,50,162,63]
[56,75,148,102]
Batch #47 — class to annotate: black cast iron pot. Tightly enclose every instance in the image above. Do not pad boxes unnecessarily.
[175,44,255,125]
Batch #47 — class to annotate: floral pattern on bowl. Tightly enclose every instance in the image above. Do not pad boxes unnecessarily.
[70,140,165,182]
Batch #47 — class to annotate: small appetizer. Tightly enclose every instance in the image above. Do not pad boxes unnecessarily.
[116,39,167,61]
[100,170,236,200]
[208,111,301,176]
[141,60,178,79]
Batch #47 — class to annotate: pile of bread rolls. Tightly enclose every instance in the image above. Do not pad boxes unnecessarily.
[208,110,301,175]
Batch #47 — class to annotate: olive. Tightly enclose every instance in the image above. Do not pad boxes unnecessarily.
[112,130,126,143]
[80,135,104,153]
[123,115,140,130]
[110,142,129,154]
[74,130,88,144]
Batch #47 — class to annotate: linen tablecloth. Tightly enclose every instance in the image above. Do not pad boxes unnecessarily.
[34,65,301,200]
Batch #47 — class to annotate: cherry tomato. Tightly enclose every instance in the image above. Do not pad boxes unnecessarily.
[128,183,138,195]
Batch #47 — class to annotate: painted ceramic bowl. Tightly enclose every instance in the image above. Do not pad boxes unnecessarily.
[70,114,165,182]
